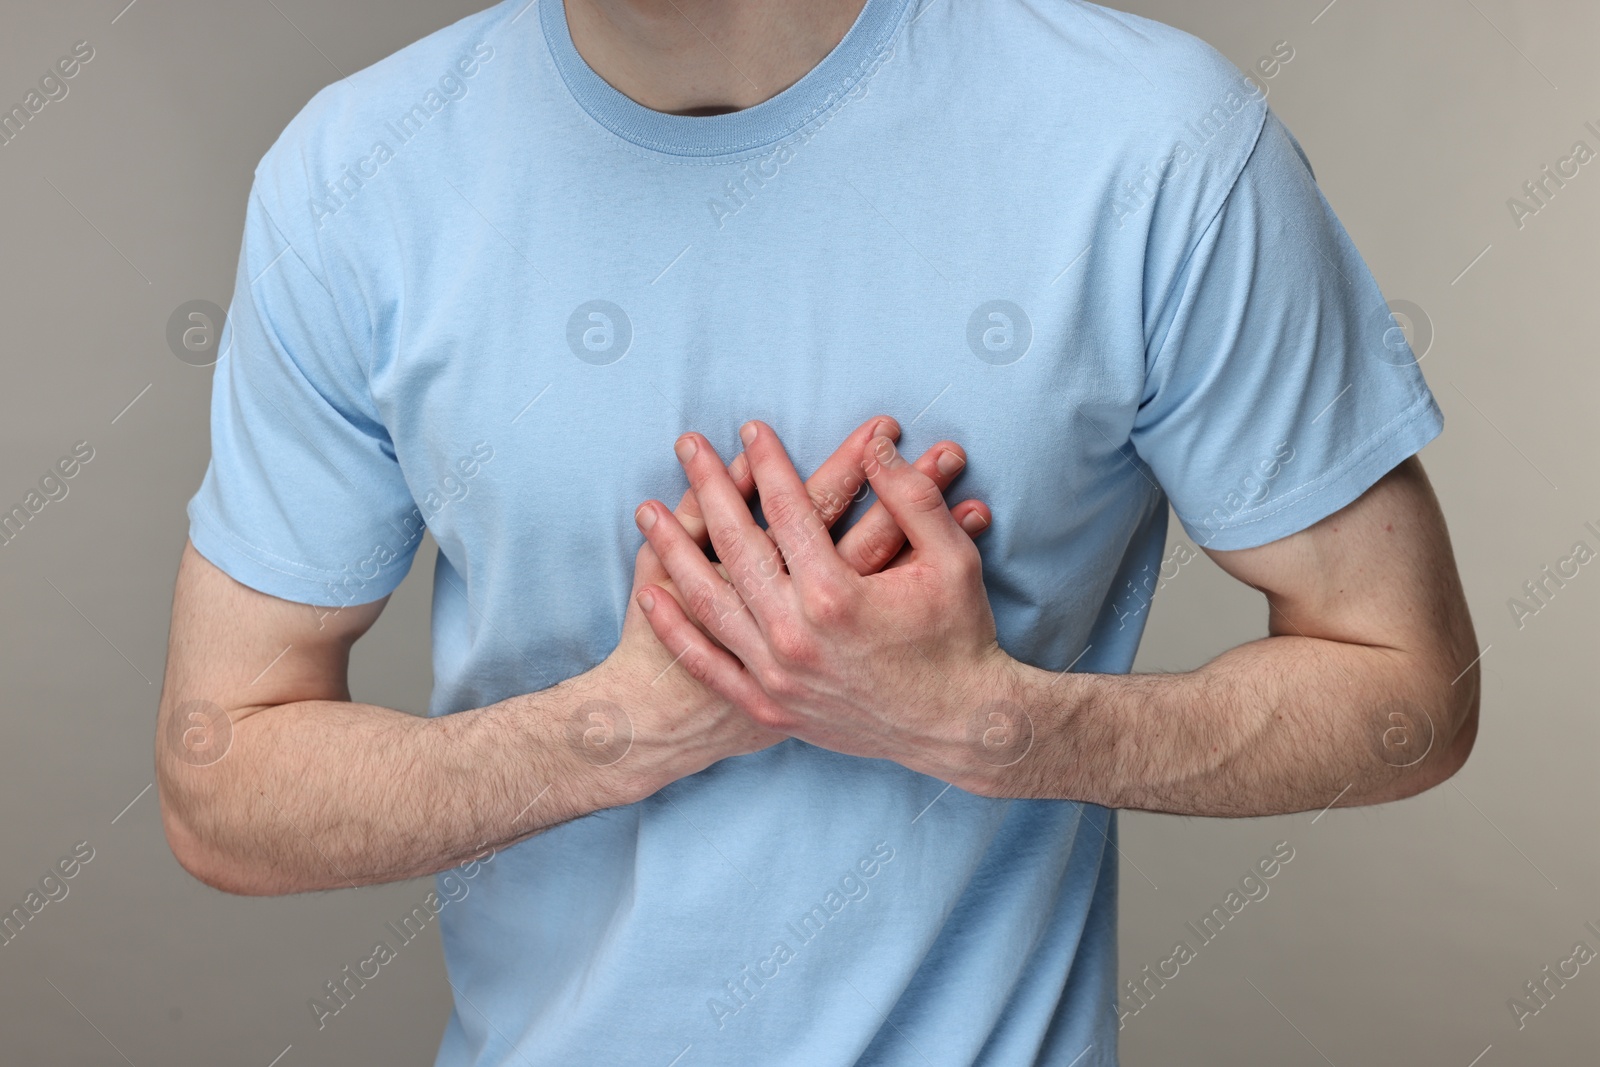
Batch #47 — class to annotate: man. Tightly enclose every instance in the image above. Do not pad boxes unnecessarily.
[157,0,1479,1064]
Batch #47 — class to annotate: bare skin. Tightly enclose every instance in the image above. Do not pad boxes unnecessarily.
[564,0,870,115]
[636,424,1479,816]
[157,418,990,895]
[556,0,1479,817]
[161,0,1476,904]
[158,3,917,897]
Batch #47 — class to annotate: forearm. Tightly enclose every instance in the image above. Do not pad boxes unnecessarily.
[158,666,662,895]
[976,633,1477,816]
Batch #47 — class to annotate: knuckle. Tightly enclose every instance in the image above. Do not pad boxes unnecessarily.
[903,476,946,513]
[767,625,814,666]
[853,523,902,572]
[714,532,750,573]
[808,484,850,526]
[755,664,802,705]
[714,601,748,632]
[902,565,944,604]
[801,584,851,625]
[684,582,722,625]
[746,701,793,733]
[761,492,809,533]
[755,546,785,581]
[681,649,716,685]
[950,545,984,582]
[734,571,764,604]
[708,518,743,553]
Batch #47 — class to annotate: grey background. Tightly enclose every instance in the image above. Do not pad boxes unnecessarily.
[0,0,1593,1063]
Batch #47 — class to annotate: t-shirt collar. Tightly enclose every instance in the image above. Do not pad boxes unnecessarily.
[539,0,914,158]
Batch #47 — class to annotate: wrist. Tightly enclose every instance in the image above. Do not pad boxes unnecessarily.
[941,648,1033,797]
[964,660,1109,804]
[572,654,683,805]
[585,649,756,802]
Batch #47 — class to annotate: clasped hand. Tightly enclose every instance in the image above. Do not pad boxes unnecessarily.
[633,419,1019,789]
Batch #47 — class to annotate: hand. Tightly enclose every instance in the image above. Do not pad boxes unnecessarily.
[596,416,993,793]
[632,422,1014,791]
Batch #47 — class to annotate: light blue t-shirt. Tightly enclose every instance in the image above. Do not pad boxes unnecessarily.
[186,0,1443,1063]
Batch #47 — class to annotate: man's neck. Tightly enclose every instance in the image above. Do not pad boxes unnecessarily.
[563,0,870,116]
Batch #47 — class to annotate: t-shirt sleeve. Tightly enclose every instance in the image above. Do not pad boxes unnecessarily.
[185,185,423,607]
[1130,107,1444,552]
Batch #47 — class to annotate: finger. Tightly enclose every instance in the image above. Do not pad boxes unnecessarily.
[636,584,787,727]
[675,432,790,608]
[629,543,717,623]
[675,415,902,550]
[672,416,900,551]
[880,501,992,571]
[800,415,900,531]
[672,452,753,548]
[738,420,852,585]
[636,500,767,657]
[630,542,667,592]
[838,441,976,574]
[950,499,992,539]
[859,435,970,557]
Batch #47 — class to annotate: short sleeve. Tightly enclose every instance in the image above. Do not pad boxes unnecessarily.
[185,187,422,607]
[1130,107,1444,552]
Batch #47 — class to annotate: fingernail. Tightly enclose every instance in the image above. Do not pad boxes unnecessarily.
[960,511,990,534]
[872,417,899,440]
[675,436,698,463]
[871,436,898,463]
[635,505,657,532]
[637,590,656,612]
[729,453,749,481]
[936,449,966,477]
[740,422,758,446]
